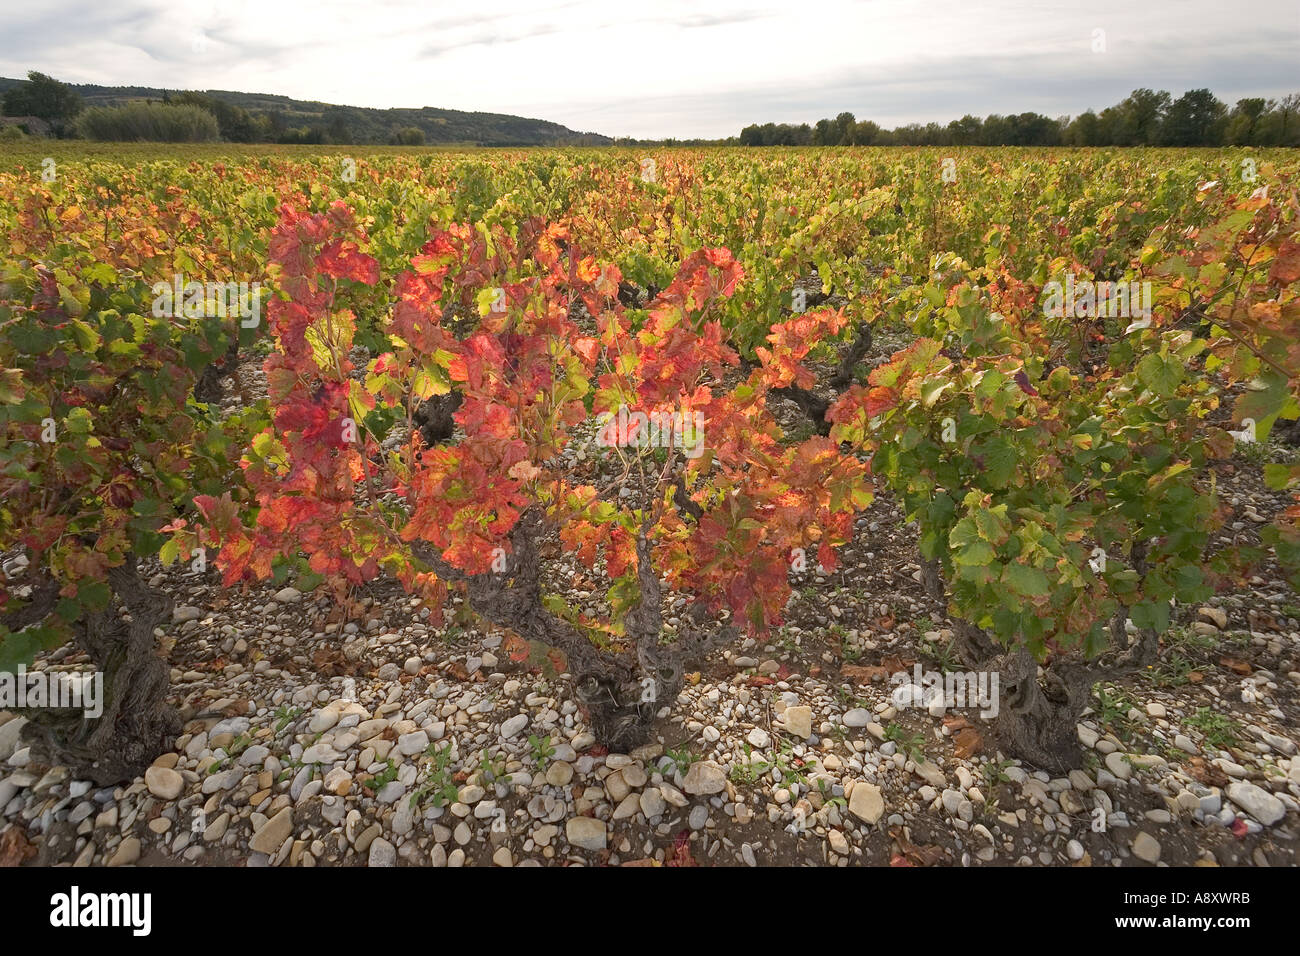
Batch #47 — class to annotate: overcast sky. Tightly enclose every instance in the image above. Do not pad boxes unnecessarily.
[1,0,1297,139]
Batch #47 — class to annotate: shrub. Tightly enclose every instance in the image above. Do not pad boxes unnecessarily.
[391,126,425,146]
[181,202,870,749]
[75,102,220,142]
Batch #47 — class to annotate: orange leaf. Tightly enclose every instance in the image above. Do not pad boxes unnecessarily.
[0,826,37,867]
[953,727,984,759]
[842,664,889,683]
[1218,657,1252,675]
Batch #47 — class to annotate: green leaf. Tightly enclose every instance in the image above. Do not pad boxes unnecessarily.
[920,378,952,407]
[0,624,70,673]
[974,506,1010,545]
[1137,352,1182,398]
[1002,562,1049,596]
[1263,463,1300,491]
[953,540,996,566]
[0,369,23,404]
[976,436,1017,487]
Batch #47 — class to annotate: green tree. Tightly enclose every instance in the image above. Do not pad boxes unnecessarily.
[326,113,351,144]
[947,114,982,145]
[1114,88,1170,145]
[853,119,880,145]
[390,125,425,145]
[1065,111,1103,145]
[1162,88,1226,145]
[2,71,83,132]
[1256,93,1300,146]
[1226,97,1268,144]
[834,111,856,145]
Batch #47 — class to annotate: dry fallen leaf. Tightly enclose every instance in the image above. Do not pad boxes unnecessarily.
[1247,611,1277,631]
[942,716,984,758]
[1219,657,1252,675]
[953,727,984,759]
[881,654,915,675]
[312,647,359,678]
[842,664,889,683]
[0,826,36,868]
[888,827,945,867]
[443,661,471,681]
[1186,757,1230,788]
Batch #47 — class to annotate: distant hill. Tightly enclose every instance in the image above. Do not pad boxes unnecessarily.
[0,77,611,146]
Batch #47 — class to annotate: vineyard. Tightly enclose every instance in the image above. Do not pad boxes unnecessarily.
[1,144,1299,868]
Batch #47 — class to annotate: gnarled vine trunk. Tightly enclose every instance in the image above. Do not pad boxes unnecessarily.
[414,509,734,751]
[194,338,243,407]
[413,389,465,446]
[918,550,1159,773]
[992,648,1095,772]
[771,321,873,435]
[18,556,180,784]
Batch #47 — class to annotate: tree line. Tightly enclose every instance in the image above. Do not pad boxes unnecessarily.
[0,72,606,146]
[739,89,1300,147]
[0,73,430,144]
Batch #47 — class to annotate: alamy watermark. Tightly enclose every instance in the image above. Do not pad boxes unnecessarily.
[1042,273,1151,325]
[595,405,705,459]
[1,665,103,718]
[890,663,999,718]
[49,886,150,936]
[151,273,262,328]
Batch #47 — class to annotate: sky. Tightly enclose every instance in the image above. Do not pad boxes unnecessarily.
[1,0,1297,139]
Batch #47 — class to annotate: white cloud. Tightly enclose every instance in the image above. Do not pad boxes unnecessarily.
[1,0,1296,138]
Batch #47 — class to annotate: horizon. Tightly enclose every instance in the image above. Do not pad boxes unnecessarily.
[1,0,1298,140]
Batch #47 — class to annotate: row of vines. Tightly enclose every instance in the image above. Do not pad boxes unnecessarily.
[1,146,1298,781]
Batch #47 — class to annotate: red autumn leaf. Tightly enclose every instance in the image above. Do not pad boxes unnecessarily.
[666,830,698,867]
[1268,238,1300,284]
[503,633,530,662]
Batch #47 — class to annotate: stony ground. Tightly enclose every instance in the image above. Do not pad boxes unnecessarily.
[3,474,1298,868]
[2,326,1300,868]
